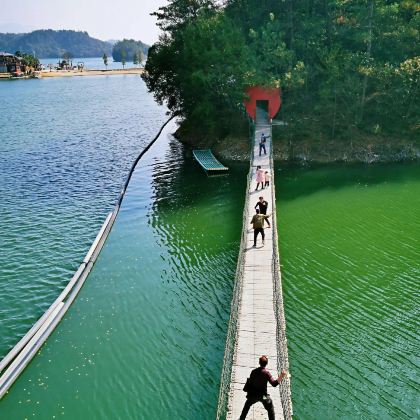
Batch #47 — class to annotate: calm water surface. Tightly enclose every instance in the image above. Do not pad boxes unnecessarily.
[0,75,168,356]
[0,76,247,418]
[276,163,420,419]
[1,76,419,419]
[0,124,247,419]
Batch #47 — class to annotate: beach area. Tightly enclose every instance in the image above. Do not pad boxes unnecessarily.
[41,67,143,77]
[0,68,143,80]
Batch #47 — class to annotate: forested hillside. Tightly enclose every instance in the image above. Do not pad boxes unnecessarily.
[143,0,419,144]
[0,30,112,58]
[112,39,149,62]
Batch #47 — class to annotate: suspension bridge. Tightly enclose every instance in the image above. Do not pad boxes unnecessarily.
[0,88,292,419]
[217,107,292,419]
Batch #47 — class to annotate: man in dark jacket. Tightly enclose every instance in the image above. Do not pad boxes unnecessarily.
[255,196,271,228]
[240,355,287,420]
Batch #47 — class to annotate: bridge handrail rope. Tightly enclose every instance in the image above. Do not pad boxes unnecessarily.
[269,124,293,418]
[216,119,255,420]
[0,115,175,399]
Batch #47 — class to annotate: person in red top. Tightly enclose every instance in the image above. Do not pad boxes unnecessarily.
[240,355,287,420]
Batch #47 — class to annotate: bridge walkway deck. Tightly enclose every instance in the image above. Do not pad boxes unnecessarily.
[226,120,289,419]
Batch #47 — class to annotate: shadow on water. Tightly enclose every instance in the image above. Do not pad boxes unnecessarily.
[142,139,248,416]
[277,161,420,202]
[276,161,420,419]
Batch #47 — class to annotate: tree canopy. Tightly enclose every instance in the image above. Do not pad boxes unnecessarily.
[112,39,149,62]
[14,51,40,69]
[143,0,419,141]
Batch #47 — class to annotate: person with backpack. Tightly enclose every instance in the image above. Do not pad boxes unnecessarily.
[240,355,288,420]
[250,208,270,247]
[259,132,270,156]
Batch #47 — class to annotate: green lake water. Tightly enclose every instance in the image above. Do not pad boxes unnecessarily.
[1,75,419,419]
[276,163,420,419]
[0,75,168,355]
[0,120,248,419]
[0,76,247,418]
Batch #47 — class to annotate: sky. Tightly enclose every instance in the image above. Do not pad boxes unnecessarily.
[0,0,168,45]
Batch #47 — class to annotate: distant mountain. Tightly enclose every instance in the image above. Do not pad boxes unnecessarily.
[0,29,113,58]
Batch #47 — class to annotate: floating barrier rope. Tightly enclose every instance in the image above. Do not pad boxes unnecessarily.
[0,115,176,399]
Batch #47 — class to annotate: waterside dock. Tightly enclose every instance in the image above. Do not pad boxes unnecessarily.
[193,149,229,173]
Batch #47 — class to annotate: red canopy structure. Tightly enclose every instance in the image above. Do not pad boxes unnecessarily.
[243,86,281,121]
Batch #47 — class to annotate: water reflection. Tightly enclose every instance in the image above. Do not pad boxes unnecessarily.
[146,137,247,416]
[0,76,168,358]
[277,162,420,202]
[0,127,248,420]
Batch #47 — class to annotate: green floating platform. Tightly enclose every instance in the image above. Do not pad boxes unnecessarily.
[193,149,229,173]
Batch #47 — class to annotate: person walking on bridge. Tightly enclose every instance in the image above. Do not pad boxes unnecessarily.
[240,355,287,420]
[255,196,271,228]
[259,132,270,156]
[250,208,270,247]
[255,166,265,191]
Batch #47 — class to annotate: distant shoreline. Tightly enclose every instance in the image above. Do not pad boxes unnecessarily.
[41,68,143,78]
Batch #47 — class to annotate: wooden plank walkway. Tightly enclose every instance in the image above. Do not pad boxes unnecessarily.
[226,121,289,419]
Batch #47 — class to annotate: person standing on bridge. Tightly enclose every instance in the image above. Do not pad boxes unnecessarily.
[255,166,265,191]
[250,208,270,247]
[264,171,271,188]
[240,355,287,420]
[255,196,271,228]
[259,132,270,156]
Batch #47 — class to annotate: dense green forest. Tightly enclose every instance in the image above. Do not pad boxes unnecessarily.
[112,39,149,62]
[0,30,112,58]
[143,0,419,143]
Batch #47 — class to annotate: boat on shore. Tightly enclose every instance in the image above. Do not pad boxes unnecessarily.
[10,73,30,80]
